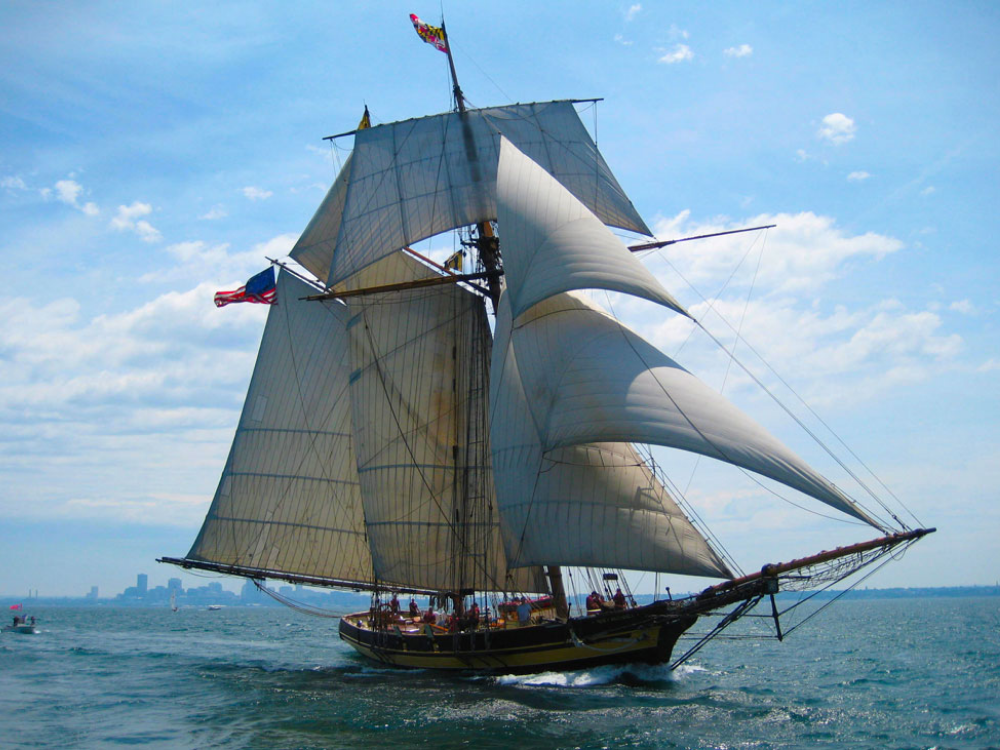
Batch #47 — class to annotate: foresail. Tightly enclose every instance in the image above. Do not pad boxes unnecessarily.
[496,137,688,320]
[346,252,548,594]
[491,295,732,577]
[295,101,651,287]
[186,270,374,585]
[493,292,881,529]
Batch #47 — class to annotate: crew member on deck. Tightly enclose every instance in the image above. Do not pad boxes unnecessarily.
[423,606,436,623]
[409,598,420,617]
[613,588,627,610]
[517,598,531,626]
[389,594,400,615]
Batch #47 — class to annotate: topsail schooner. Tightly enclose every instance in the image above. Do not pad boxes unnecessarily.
[161,16,932,674]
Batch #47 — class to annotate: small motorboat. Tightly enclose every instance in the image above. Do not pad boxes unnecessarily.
[3,617,38,634]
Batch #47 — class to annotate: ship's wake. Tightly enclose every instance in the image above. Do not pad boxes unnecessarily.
[490,662,707,689]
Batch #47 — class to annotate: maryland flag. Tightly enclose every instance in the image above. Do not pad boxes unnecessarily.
[410,13,448,53]
[443,251,463,272]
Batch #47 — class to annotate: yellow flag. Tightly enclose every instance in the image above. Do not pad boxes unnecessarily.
[358,106,371,130]
[444,251,463,272]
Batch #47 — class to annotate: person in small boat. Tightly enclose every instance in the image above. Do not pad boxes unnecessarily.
[408,598,420,618]
[613,588,627,610]
[29,616,35,626]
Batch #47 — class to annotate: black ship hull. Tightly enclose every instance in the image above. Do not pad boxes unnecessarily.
[338,600,697,674]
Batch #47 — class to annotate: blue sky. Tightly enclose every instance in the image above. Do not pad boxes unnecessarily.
[1,2,997,597]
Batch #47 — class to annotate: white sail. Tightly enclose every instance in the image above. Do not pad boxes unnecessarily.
[491,295,732,577]
[292,101,651,287]
[496,137,688,320]
[290,153,352,282]
[187,271,374,584]
[346,252,548,593]
[492,292,880,528]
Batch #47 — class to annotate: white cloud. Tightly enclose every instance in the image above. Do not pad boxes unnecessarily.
[618,211,963,411]
[978,359,1000,373]
[110,201,161,242]
[667,24,689,40]
[724,44,753,58]
[139,233,295,285]
[646,210,902,294]
[1,175,28,191]
[199,205,227,220]
[817,113,856,145]
[659,44,693,64]
[949,299,974,314]
[625,4,641,21]
[241,186,273,201]
[614,33,633,46]
[54,179,99,216]
[847,171,871,181]
[795,149,810,162]
[921,186,936,196]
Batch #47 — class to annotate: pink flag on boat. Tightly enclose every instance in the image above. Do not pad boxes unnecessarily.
[9,603,22,610]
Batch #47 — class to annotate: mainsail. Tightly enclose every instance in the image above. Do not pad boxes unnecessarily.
[344,252,547,594]
[289,100,652,285]
[186,271,373,585]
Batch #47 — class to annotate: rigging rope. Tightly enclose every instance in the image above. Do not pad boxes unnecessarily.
[652,245,919,530]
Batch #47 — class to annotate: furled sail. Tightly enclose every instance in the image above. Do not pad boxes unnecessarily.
[186,270,374,585]
[491,295,732,576]
[346,252,548,594]
[496,137,687,320]
[492,292,881,528]
[291,100,652,287]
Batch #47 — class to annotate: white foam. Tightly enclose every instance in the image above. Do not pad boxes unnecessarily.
[494,661,691,688]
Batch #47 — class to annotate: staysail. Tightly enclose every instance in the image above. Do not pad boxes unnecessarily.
[345,252,548,594]
[491,294,732,576]
[496,137,687,319]
[186,270,374,585]
[289,100,652,286]
[492,292,879,527]
[490,144,883,561]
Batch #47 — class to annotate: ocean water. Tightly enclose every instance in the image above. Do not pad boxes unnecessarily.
[1,597,997,749]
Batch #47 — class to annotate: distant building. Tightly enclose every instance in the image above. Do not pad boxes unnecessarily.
[241,579,266,604]
[167,578,183,595]
[86,586,99,600]
[137,573,148,595]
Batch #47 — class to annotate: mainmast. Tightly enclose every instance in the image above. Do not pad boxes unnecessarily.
[439,19,568,619]
[440,20,504,312]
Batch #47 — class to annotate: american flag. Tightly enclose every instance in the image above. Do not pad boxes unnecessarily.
[214,267,277,308]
